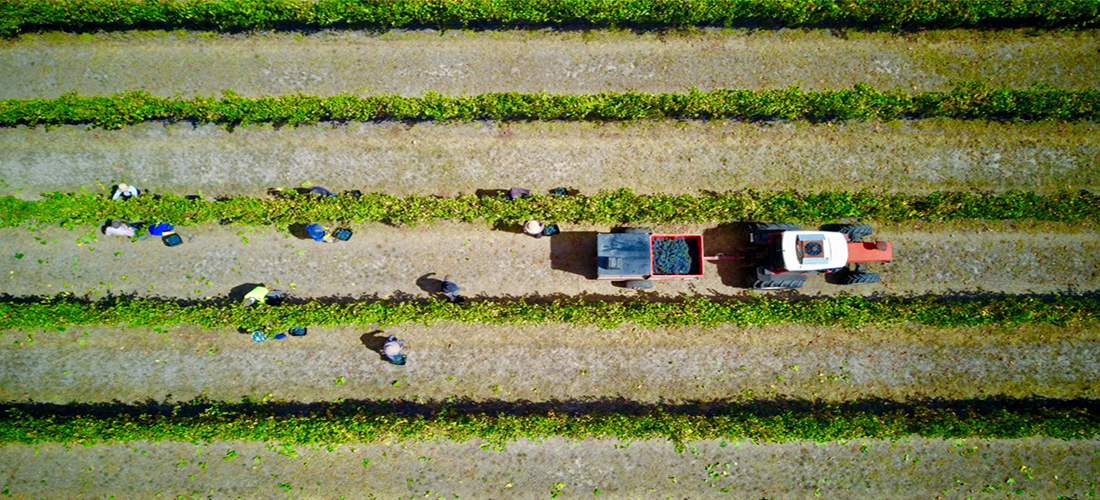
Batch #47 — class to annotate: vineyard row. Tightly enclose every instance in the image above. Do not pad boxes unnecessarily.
[2,398,1097,447]
[2,84,1098,129]
[2,0,1098,35]
[2,294,1096,331]
[2,189,1097,227]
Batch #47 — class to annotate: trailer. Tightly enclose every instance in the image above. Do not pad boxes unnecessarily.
[595,228,735,288]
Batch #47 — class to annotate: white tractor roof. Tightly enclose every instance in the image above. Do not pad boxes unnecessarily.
[781,231,848,272]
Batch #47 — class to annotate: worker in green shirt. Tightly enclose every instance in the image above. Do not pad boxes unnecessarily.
[242,285,285,306]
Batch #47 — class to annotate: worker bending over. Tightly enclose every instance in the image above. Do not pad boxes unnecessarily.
[242,285,285,306]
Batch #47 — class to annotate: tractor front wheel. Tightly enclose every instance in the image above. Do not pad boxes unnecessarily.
[624,280,655,289]
[751,277,806,290]
[840,271,881,285]
[835,223,873,242]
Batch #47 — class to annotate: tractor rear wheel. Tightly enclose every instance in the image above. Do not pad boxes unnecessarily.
[840,271,880,285]
[621,227,652,234]
[624,280,655,289]
[749,222,800,232]
[836,224,873,242]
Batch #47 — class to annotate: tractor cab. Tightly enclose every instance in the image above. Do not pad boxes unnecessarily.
[749,223,893,290]
[774,230,849,273]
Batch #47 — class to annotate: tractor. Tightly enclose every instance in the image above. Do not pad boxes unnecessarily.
[747,223,893,290]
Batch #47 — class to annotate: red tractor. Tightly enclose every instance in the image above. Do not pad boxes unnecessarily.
[748,223,893,290]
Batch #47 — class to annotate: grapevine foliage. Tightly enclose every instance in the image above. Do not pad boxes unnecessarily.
[1,0,1098,35]
[1,398,1097,447]
[1,294,1096,331]
[1,84,1098,129]
[1,189,1096,228]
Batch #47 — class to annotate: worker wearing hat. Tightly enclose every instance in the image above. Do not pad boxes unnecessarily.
[382,335,407,365]
[112,183,141,200]
[523,220,545,238]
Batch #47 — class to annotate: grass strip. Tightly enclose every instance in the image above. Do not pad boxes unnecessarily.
[1,84,1098,129]
[1,399,1097,447]
[1,294,1096,331]
[2,189,1097,227]
[1,0,1098,36]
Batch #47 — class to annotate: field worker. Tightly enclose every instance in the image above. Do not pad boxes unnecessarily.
[242,285,285,306]
[523,220,545,238]
[382,335,407,365]
[112,183,141,200]
[307,186,336,197]
[305,223,334,243]
[441,275,462,303]
[104,219,135,237]
[147,222,174,236]
[507,187,530,200]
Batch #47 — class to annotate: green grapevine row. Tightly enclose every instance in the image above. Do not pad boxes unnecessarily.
[2,398,1097,447]
[2,189,1096,227]
[1,294,1095,331]
[2,0,1097,35]
[2,84,1097,129]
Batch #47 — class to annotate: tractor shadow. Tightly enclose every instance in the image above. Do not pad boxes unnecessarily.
[702,224,757,289]
[550,231,598,279]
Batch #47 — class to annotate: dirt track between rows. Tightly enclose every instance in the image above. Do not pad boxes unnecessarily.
[2,322,1097,405]
[2,120,1095,199]
[2,223,1097,300]
[2,29,1097,99]
[2,438,1098,499]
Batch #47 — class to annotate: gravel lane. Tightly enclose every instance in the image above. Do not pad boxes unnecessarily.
[1,120,1095,199]
[2,438,1097,499]
[1,29,1097,99]
[2,323,1097,404]
[1,223,1097,300]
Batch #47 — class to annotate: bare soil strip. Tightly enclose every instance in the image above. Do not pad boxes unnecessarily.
[1,29,1097,99]
[1,223,1096,299]
[2,322,1098,404]
[1,438,1097,498]
[1,119,1096,198]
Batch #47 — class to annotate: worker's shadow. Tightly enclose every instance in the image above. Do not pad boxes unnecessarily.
[475,189,508,198]
[228,283,265,303]
[287,223,313,240]
[415,273,444,294]
[550,232,597,279]
[491,221,525,234]
[360,330,388,360]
